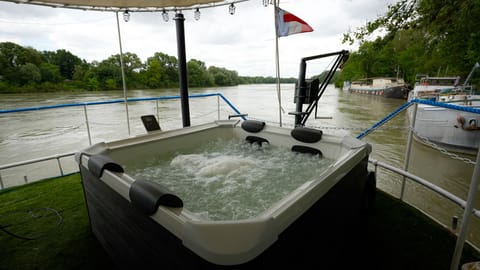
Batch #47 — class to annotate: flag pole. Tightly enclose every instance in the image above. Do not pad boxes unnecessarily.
[274,0,283,127]
[115,11,131,136]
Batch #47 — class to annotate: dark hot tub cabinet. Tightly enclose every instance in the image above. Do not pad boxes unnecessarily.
[76,120,373,269]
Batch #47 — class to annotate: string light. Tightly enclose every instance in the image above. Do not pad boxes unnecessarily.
[158,1,243,21]
[229,3,235,15]
[194,8,201,20]
[162,9,169,22]
[123,10,130,22]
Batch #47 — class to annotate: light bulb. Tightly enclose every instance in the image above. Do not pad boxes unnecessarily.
[123,10,130,22]
[162,9,169,22]
[229,3,235,15]
[194,8,200,20]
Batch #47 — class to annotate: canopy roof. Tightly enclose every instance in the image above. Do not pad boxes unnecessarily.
[0,0,247,11]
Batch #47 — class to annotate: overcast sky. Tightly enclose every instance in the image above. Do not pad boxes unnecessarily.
[0,0,395,78]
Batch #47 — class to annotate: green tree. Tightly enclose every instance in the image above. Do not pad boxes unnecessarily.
[103,52,144,87]
[42,49,82,80]
[95,52,143,89]
[391,29,427,83]
[339,0,480,86]
[342,0,419,45]
[144,52,178,87]
[208,66,239,86]
[96,58,121,88]
[121,52,143,73]
[18,63,41,85]
[39,62,62,83]
[85,77,100,91]
[0,42,299,92]
[187,59,214,87]
[141,59,163,88]
[104,78,117,90]
[0,42,43,85]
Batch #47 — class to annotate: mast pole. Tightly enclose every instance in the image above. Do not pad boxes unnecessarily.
[115,12,131,136]
[274,0,283,127]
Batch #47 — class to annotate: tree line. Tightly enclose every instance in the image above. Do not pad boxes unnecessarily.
[0,41,296,93]
[335,0,480,88]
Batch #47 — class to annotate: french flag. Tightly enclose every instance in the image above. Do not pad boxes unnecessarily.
[277,8,314,37]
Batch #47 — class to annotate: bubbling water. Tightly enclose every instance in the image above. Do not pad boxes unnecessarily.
[128,138,334,221]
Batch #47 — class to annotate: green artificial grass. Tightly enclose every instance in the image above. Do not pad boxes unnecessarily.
[0,174,114,270]
[0,175,479,269]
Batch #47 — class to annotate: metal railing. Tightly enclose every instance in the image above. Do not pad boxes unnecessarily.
[0,92,245,190]
[1,93,479,268]
[368,158,480,219]
[0,92,245,146]
[0,152,76,190]
[358,98,480,270]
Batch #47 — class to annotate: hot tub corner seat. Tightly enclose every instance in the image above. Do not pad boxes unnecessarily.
[129,179,183,215]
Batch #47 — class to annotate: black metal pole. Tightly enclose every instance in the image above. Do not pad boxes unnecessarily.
[294,60,307,126]
[174,13,190,127]
[294,50,349,126]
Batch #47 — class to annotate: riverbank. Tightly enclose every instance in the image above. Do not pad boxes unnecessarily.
[0,174,479,269]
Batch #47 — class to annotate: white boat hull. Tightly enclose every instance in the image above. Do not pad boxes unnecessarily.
[407,75,480,155]
[409,104,480,155]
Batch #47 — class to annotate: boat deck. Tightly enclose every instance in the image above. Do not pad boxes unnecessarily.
[0,174,479,269]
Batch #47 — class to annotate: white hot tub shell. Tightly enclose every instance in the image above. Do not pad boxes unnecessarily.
[76,120,373,268]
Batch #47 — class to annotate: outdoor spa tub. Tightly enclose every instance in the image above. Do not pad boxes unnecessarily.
[76,120,373,269]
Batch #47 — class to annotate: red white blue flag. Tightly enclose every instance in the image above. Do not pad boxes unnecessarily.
[277,8,314,37]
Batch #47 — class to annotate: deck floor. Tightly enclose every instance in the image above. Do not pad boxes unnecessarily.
[0,174,478,270]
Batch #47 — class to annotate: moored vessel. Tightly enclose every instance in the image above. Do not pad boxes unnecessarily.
[348,77,409,99]
[407,64,480,155]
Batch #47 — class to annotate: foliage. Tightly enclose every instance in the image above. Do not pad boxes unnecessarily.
[208,66,240,86]
[337,0,480,88]
[187,59,214,87]
[342,0,418,45]
[0,42,291,93]
[42,49,82,80]
[18,63,41,85]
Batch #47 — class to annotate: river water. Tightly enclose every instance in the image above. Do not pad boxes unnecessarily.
[0,84,479,247]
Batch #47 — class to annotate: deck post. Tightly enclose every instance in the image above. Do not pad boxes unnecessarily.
[174,12,191,127]
[401,102,417,200]
[115,12,131,136]
[217,96,220,120]
[156,100,160,122]
[83,105,92,146]
[57,156,64,176]
[294,60,307,126]
[450,144,480,270]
